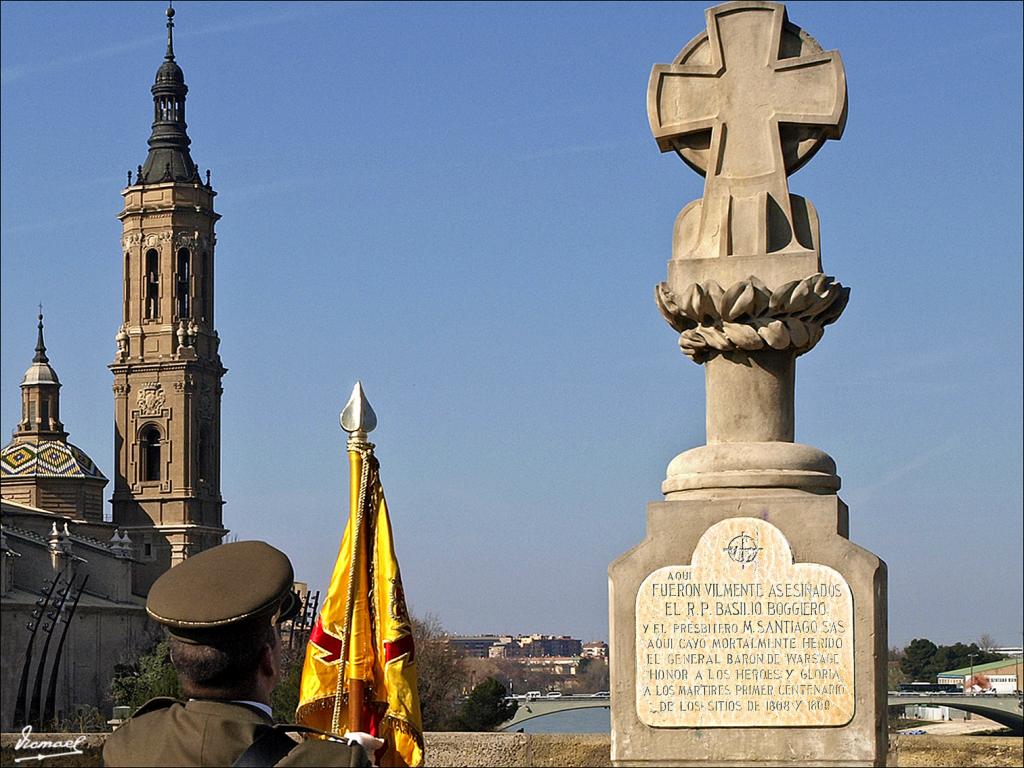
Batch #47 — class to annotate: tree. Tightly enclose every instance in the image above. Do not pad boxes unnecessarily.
[456,678,517,731]
[899,638,937,681]
[271,644,305,722]
[887,665,909,691]
[573,657,610,694]
[109,639,181,712]
[463,656,559,699]
[411,613,468,731]
[978,634,998,652]
[926,643,1001,681]
[896,638,1003,683]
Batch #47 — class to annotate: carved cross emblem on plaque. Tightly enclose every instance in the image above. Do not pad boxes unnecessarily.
[724,532,762,568]
[649,1,845,269]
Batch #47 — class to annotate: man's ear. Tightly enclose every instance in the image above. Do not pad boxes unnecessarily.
[258,642,276,678]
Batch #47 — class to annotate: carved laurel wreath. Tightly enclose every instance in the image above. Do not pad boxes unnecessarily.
[655,273,849,363]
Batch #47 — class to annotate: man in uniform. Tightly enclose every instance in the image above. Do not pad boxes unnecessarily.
[103,541,373,767]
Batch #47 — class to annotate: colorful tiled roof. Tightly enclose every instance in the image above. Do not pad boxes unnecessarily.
[1,440,106,480]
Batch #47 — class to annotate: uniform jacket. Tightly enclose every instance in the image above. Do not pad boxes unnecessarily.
[102,698,370,767]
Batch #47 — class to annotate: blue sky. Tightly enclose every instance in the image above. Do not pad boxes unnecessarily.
[2,1,1021,648]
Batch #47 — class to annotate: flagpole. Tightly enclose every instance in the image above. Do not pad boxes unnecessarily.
[340,381,377,735]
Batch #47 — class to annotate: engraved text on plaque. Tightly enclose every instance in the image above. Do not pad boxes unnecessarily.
[635,517,854,727]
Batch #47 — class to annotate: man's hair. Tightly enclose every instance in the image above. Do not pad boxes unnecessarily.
[169,620,277,698]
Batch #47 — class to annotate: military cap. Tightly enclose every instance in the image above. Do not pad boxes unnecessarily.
[147,541,300,643]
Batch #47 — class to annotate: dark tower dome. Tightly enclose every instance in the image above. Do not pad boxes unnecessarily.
[155,57,185,86]
[139,5,199,184]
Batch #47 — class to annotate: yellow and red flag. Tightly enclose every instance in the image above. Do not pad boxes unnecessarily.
[297,429,424,767]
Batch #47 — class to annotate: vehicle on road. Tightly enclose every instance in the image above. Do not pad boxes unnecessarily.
[898,682,964,695]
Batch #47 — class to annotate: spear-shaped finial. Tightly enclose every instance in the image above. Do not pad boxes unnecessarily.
[340,381,377,448]
[165,1,176,60]
[34,306,49,364]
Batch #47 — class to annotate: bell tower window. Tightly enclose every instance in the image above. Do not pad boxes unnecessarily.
[198,424,211,483]
[145,249,160,319]
[141,425,162,482]
[176,248,191,319]
[124,252,131,320]
[194,251,204,321]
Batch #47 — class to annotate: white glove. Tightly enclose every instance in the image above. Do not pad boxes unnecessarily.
[344,731,385,763]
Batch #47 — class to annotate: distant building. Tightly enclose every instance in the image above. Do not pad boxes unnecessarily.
[582,641,609,659]
[447,633,586,659]
[517,656,582,677]
[517,634,582,658]
[1,498,156,730]
[445,635,503,658]
[992,646,1023,658]
[1,322,156,729]
[936,657,1023,694]
[1,6,229,729]
[483,634,583,659]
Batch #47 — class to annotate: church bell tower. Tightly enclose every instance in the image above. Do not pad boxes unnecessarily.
[110,6,227,592]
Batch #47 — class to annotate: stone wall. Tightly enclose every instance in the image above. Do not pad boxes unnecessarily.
[2,732,1021,767]
[0,603,156,731]
[3,733,607,767]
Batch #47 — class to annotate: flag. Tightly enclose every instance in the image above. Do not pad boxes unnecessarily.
[297,441,424,767]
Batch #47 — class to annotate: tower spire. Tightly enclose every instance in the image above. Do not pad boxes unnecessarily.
[138,1,197,184]
[34,307,48,364]
[166,2,175,61]
[14,307,65,440]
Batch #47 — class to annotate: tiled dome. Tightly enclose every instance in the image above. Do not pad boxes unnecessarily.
[1,440,106,480]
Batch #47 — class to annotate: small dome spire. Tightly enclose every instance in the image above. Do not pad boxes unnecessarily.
[22,309,60,388]
[33,307,48,364]
[21,309,60,387]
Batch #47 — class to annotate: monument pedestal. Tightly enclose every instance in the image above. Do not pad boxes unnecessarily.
[609,491,888,767]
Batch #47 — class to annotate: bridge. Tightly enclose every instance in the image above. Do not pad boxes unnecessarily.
[500,694,1023,733]
[887,694,1022,733]
[501,695,610,730]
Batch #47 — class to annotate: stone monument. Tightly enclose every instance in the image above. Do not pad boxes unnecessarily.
[609,2,888,765]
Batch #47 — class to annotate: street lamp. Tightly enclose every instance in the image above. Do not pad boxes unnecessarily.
[968,652,978,696]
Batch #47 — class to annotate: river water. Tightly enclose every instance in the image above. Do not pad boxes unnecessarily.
[507,707,611,733]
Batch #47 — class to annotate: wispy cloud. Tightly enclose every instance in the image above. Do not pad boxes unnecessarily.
[2,37,156,84]
[843,435,959,507]
[1,3,345,85]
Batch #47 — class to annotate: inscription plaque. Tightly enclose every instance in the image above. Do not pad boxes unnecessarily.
[635,517,854,727]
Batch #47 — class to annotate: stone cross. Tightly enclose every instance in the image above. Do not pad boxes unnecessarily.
[649,1,845,278]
